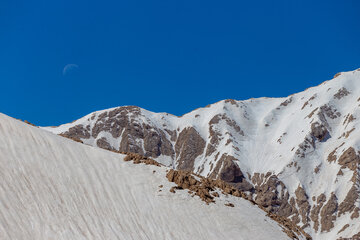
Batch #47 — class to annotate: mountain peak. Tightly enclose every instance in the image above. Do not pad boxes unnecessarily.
[43,68,360,239]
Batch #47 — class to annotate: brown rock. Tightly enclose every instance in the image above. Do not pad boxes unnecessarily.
[225,203,234,207]
[175,127,205,171]
[295,186,310,224]
[96,137,113,150]
[320,193,338,232]
[338,147,359,171]
[334,87,350,99]
[311,122,329,141]
[338,186,358,217]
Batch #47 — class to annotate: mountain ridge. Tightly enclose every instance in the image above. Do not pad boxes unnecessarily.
[0,112,297,239]
[44,68,360,239]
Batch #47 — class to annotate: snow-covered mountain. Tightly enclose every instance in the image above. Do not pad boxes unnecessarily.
[0,112,295,239]
[45,68,360,239]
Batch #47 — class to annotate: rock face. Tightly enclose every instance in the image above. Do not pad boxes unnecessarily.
[44,68,360,239]
[175,127,205,171]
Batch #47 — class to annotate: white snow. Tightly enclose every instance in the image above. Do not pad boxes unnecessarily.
[42,68,360,239]
[0,113,290,240]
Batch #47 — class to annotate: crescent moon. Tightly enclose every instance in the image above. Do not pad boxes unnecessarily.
[63,64,79,76]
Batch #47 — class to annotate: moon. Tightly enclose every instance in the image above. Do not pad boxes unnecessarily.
[62,64,79,76]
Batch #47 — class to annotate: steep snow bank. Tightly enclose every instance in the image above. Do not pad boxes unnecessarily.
[0,113,289,240]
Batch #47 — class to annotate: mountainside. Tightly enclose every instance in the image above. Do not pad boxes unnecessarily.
[45,68,360,239]
[0,113,294,239]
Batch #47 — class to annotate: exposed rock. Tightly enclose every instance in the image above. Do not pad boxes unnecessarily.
[302,101,309,110]
[307,107,319,118]
[164,129,177,142]
[344,128,355,138]
[327,149,337,163]
[24,120,37,127]
[253,174,298,221]
[225,203,234,207]
[351,232,360,239]
[351,207,359,219]
[296,136,315,158]
[143,127,174,158]
[62,124,90,139]
[311,122,330,141]
[209,154,253,192]
[224,99,239,107]
[310,194,326,232]
[319,104,341,119]
[338,186,358,217]
[320,193,338,232]
[338,147,359,171]
[166,169,246,204]
[96,137,113,150]
[314,165,320,173]
[59,133,84,143]
[295,186,310,225]
[334,87,350,100]
[334,72,342,78]
[337,224,350,234]
[175,127,205,171]
[343,114,355,126]
[209,114,244,136]
[280,97,293,107]
[123,152,162,167]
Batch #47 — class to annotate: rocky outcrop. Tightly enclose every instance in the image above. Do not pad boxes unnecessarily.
[311,122,330,142]
[166,169,247,204]
[164,169,310,240]
[338,186,358,217]
[310,194,326,232]
[295,186,311,225]
[251,173,299,223]
[209,154,253,191]
[338,147,359,171]
[334,87,350,100]
[175,127,205,171]
[320,193,338,232]
[96,137,113,150]
[62,124,91,140]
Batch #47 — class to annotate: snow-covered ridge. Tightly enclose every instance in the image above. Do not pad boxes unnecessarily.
[0,112,292,239]
[44,68,360,239]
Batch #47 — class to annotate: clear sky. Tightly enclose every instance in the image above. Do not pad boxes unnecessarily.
[1,0,359,126]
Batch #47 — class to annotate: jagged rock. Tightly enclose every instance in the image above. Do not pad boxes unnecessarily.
[175,127,205,171]
[311,122,329,141]
[310,194,326,232]
[280,97,293,107]
[225,203,234,207]
[338,186,358,217]
[319,104,341,119]
[96,137,113,150]
[62,124,90,139]
[320,193,338,232]
[210,154,253,191]
[334,87,350,99]
[295,186,310,225]
[338,147,359,171]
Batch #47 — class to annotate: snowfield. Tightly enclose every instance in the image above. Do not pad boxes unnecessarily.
[0,113,290,240]
[43,68,360,239]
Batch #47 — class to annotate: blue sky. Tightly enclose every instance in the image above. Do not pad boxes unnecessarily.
[1,0,359,126]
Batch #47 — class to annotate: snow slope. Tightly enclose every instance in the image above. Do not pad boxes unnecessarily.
[44,68,360,239]
[0,113,290,240]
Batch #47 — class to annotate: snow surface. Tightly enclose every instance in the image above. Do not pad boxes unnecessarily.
[43,68,360,239]
[0,113,290,240]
